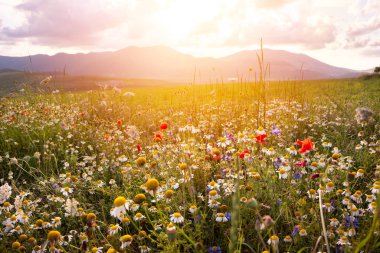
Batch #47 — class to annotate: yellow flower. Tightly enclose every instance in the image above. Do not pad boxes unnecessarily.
[12,241,21,249]
[145,178,159,191]
[136,157,147,167]
[134,194,146,204]
[164,189,174,199]
[120,234,133,242]
[47,230,61,241]
[179,163,188,170]
[114,196,127,207]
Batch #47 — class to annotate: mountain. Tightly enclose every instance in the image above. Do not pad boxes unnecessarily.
[0,46,361,83]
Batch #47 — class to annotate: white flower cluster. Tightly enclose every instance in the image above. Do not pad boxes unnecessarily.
[0,183,12,204]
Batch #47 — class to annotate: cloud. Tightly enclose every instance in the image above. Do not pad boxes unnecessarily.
[347,16,380,37]
[254,0,296,9]
[185,3,336,49]
[1,0,136,46]
[362,48,380,57]
[345,38,370,49]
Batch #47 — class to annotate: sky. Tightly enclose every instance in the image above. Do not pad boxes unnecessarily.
[0,0,379,70]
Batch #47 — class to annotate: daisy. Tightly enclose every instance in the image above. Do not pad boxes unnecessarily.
[207,181,220,191]
[308,189,317,199]
[208,199,220,208]
[209,190,220,200]
[131,203,140,211]
[371,185,380,195]
[170,212,184,224]
[51,217,62,227]
[348,228,356,236]
[189,205,197,214]
[299,229,307,236]
[60,187,73,197]
[139,245,151,253]
[267,235,279,246]
[91,247,103,253]
[215,213,228,222]
[355,169,365,178]
[326,182,335,192]
[110,196,128,220]
[120,234,133,248]
[329,218,339,227]
[108,224,121,236]
[278,168,288,179]
[283,235,292,243]
[337,236,350,246]
[368,202,377,213]
[323,203,334,212]
[286,146,298,155]
[133,212,146,221]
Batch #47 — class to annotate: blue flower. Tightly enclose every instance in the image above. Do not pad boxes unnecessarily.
[345,216,359,229]
[209,246,222,253]
[293,172,302,179]
[225,212,232,221]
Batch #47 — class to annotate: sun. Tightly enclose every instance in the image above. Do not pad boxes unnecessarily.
[154,1,219,41]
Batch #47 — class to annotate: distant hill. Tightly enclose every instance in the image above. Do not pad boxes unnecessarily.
[0,46,361,83]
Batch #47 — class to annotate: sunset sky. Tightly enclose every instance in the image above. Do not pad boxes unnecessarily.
[0,0,379,70]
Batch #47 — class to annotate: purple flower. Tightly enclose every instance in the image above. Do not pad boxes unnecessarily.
[227,134,234,141]
[291,226,300,237]
[272,126,282,135]
[209,246,222,253]
[274,157,282,168]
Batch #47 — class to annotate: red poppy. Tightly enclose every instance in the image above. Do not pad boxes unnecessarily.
[297,138,314,153]
[117,120,123,125]
[255,134,267,144]
[295,160,307,167]
[311,173,320,179]
[154,133,163,141]
[240,149,250,159]
[160,122,168,130]
[136,144,141,152]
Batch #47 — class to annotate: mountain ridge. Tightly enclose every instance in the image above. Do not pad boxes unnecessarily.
[0,46,361,82]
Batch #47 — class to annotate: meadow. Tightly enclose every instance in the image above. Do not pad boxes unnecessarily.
[0,77,379,253]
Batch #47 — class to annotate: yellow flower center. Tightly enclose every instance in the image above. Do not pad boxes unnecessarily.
[114,196,127,207]
[270,235,279,241]
[209,190,218,196]
[173,212,182,218]
[145,178,159,191]
[120,234,132,242]
[47,230,61,241]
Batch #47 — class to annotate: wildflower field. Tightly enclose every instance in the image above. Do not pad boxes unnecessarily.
[0,78,379,253]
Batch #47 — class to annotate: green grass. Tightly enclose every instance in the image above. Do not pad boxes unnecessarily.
[0,77,379,253]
